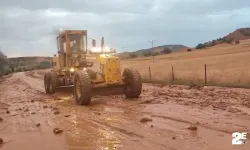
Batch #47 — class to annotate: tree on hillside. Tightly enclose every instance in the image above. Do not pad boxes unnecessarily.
[196,43,205,49]
[235,40,240,44]
[161,47,172,54]
[239,28,250,36]
[143,53,152,57]
[36,61,52,69]
[129,53,138,58]
[153,52,160,56]
[0,51,9,76]
[224,38,234,44]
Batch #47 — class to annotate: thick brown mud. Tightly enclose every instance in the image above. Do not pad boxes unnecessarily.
[0,71,250,150]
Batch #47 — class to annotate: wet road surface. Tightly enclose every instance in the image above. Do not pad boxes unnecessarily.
[0,71,250,150]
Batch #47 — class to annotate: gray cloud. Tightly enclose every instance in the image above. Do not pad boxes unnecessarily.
[1,0,250,57]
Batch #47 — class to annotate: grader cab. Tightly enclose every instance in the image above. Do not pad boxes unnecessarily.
[44,30,142,105]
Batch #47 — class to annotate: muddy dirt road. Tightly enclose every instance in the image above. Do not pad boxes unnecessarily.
[0,71,250,150]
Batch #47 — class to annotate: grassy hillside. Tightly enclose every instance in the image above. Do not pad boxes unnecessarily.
[120,39,250,87]
[196,27,250,49]
[225,28,250,41]
[8,56,52,72]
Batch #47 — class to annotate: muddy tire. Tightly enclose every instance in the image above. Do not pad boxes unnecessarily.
[47,72,58,94]
[122,68,142,98]
[44,72,50,94]
[74,70,92,105]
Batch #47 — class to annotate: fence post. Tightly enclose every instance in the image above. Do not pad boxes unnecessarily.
[204,64,207,84]
[172,66,174,82]
[149,66,151,80]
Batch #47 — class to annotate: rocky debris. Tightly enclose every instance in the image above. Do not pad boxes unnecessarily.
[31,112,36,115]
[53,128,63,134]
[172,136,176,140]
[94,112,101,115]
[140,117,153,123]
[139,99,153,104]
[0,117,3,122]
[158,92,167,96]
[242,100,250,108]
[112,96,121,99]
[150,125,154,127]
[6,110,10,114]
[54,97,62,100]
[187,125,197,130]
[0,138,3,145]
[35,123,40,127]
[43,105,48,108]
[228,107,242,113]
[24,108,29,112]
[54,111,60,115]
[30,100,34,103]
[64,114,70,117]
[52,107,59,111]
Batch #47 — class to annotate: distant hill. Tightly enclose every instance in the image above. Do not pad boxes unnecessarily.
[116,44,188,58]
[8,56,52,71]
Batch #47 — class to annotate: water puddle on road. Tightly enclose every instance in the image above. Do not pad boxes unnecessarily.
[104,107,124,113]
[63,115,122,150]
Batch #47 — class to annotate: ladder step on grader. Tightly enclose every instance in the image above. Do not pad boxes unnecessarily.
[44,30,142,105]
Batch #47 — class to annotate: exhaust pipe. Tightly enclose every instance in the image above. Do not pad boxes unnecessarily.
[101,37,104,53]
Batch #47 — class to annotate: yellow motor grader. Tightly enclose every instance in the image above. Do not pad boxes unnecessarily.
[44,30,142,105]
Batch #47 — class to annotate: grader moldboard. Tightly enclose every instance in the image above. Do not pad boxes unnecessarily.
[44,30,142,105]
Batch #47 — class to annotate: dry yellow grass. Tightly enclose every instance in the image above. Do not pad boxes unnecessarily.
[120,39,250,87]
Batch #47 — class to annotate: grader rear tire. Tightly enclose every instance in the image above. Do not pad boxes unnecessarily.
[44,72,50,94]
[47,72,58,94]
[122,68,142,98]
[74,70,92,105]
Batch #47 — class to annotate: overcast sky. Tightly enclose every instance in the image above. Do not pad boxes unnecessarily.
[1,0,250,57]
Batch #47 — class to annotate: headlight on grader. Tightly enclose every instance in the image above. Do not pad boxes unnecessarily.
[70,68,75,72]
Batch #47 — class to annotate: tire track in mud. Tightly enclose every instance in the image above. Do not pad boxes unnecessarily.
[89,119,144,138]
[89,100,249,136]
[150,114,249,134]
[75,116,177,150]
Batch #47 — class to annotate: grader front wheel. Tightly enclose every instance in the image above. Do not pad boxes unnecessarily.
[122,68,142,98]
[73,70,92,105]
[44,72,49,94]
[44,71,58,94]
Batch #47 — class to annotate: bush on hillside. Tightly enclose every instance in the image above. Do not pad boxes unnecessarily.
[153,52,160,56]
[235,40,240,44]
[196,43,205,49]
[144,53,152,57]
[129,53,138,58]
[36,61,52,69]
[0,51,9,76]
[187,49,192,52]
[161,47,172,54]
[239,28,250,36]
[224,38,234,44]
[15,67,23,72]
